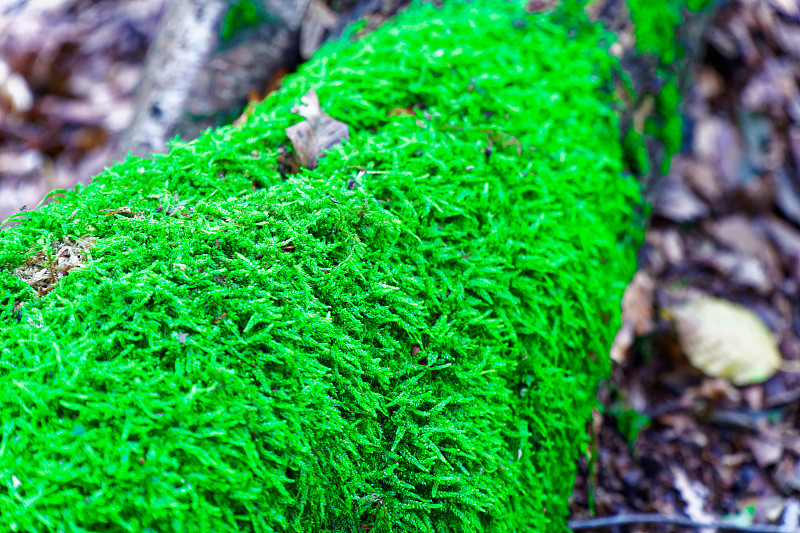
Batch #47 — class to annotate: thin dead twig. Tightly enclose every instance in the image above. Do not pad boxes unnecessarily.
[568,513,792,532]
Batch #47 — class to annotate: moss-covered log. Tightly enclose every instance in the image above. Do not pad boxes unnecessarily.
[0,1,701,531]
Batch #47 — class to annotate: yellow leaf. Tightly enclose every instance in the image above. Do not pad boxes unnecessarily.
[670,297,781,386]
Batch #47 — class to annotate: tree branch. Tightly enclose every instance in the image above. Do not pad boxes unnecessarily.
[569,513,793,532]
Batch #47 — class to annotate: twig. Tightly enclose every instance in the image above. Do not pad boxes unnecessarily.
[568,513,792,532]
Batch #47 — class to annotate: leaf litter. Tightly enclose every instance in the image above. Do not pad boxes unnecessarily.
[571,0,800,530]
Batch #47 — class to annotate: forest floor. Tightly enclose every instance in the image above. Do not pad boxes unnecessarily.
[569,1,800,531]
[2,1,800,531]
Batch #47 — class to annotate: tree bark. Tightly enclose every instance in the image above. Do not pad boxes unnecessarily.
[114,0,310,161]
[113,0,411,162]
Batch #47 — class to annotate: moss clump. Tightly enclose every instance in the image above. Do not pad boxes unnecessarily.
[221,0,275,42]
[627,0,714,172]
[0,1,641,532]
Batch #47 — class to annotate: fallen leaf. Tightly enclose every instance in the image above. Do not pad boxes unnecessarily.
[624,271,655,335]
[654,177,709,222]
[0,69,34,114]
[694,66,725,101]
[693,117,742,190]
[767,0,799,18]
[742,385,764,410]
[773,19,800,59]
[762,215,800,258]
[757,495,789,524]
[788,126,800,168]
[685,159,723,203]
[525,0,558,13]
[775,169,800,227]
[659,228,685,265]
[286,89,349,169]
[746,432,783,468]
[689,377,742,406]
[670,297,781,386]
[692,249,772,294]
[728,17,761,67]
[783,499,800,531]
[774,457,800,493]
[610,323,634,364]
[706,215,770,258]
[610,272,656,364]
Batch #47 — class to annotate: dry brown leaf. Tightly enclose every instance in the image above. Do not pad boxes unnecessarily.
[685,159,723,203]
[388,107,416,117]
[0,67,34,114]
[767,0,799,18]
[285,89,349,170]
[624,272,655,334]
[670,297,781,386]
[706,215,769,258]
[762,215,800,258]
[610,272,655,364]
[609,324,634,365]
[525,0,559,13]
[746,432,783,468]
[654,177,709,222]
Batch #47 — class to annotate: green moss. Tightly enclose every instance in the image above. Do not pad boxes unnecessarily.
[221,0,275,41]
[0,1,641,532]
[628,0,712,65]
[627,0,713,170]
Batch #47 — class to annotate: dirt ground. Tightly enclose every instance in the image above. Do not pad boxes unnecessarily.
[2,1,800,531]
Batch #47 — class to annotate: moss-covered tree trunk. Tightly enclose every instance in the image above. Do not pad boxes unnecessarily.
[0,1,713,532]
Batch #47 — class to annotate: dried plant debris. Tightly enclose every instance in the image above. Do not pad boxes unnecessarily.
[525,0,559,13]
[285,89,350,169]
[99,206,146,219]
[610,271,655,363]
[14,235,95,297]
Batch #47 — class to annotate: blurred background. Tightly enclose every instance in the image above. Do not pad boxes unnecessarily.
[0,0,164,225]
[0,0,410,228]
[2,0,800,529]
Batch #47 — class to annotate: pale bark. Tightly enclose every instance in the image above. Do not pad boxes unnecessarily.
[114,0,310,161]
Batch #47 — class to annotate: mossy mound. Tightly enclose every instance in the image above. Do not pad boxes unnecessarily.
[0,1,641,532]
